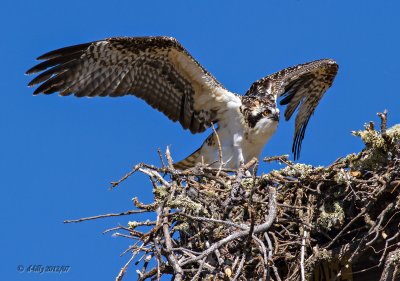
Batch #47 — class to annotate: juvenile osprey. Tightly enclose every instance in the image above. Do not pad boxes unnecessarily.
[26,36,338,169]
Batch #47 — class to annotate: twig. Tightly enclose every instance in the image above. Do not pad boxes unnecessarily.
[116,254,135,281]
[177,212,248,230]
[264,154,293,168]
[157,148,166,168]
[162,211,183,280]
[300,230,307,281]
[110,164,141,188]
[64,209,147,223]
[191,257,207,281]
[377,110,388,135]
[165,146,174,169]
[138,167,171,187]
[232,252,246,281]
[211,122,224,176]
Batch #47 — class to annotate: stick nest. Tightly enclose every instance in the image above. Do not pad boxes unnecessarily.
[66,111,400,281]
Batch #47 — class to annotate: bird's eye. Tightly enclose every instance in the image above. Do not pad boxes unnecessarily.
[262,111,269,117]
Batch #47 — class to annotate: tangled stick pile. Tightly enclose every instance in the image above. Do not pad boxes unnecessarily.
[66,112,400,281]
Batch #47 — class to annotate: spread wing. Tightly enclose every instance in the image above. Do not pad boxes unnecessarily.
[245,59,339,159]
[26,36,238,133]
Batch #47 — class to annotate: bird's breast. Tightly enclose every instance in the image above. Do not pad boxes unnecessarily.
[240,117,278,161]
[247,117,278,143]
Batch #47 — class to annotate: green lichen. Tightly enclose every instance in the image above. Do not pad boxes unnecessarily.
[343,153,359,163]
[242,178,258,190]
[316,201,345,232]
[333,169,350,185]
[172,222,189,232]
[153,185,169,199]
[349,124,400,170]
[388,249,400,266]
[352,127,386,150]
[128,221,139,229]
[169,194,206,215]
[396,194,400,210]
[387,124,400,138]
[280,163,314,179]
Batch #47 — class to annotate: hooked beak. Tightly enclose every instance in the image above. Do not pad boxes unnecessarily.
[269,112,280,122]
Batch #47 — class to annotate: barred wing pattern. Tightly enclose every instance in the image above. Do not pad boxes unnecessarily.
[246,59,339,159]
[26,36,234,134]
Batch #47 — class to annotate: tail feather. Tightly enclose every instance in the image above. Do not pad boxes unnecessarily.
[173,147,202,170]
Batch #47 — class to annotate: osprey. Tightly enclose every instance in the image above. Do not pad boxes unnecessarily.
[26,36,338,169]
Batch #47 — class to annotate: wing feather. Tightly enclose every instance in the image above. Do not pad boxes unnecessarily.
[245,59,338,159]
[27,36,238,133]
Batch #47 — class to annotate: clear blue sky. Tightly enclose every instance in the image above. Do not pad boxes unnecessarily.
[2,1,399,280]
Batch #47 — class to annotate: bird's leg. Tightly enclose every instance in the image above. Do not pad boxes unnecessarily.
[236,147,245,166]
[235,147,253,176]
[232,132,245,166]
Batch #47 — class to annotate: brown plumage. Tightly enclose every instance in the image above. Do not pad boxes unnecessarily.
[27,36,338,168]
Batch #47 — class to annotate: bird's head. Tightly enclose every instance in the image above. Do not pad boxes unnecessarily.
[241,97,280,129]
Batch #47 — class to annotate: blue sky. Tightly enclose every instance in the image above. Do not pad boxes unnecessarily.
[2,0,399,280]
